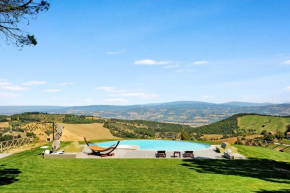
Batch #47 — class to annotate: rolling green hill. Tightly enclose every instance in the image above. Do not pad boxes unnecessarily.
[238,115,290,133]
[192,114,290,135]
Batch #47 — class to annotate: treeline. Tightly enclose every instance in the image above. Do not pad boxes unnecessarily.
[109,119,192,132]
[0,115,8,122]
[63,115,94,124]
[104,121,155,138]
[3,112,105,124]
[63,115,105,124]
[104,119,193,138]
[191,114,240,134]
[10,112,65,122]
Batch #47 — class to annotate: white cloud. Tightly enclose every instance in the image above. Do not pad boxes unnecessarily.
[192,61,209,65]
[106,49,127,55]
[281,60,290,65]
[22,81,47,86]
[0,80,28,91]
[134,59,170,65]
[96,86,116,92]
[104,98,128,103]
[201,95,215,99]
[0,93,22,98]
[2,85,29,91]
[164,64,180,69]
[56,82,73,86]
[120,92,159,99]
[44,89,61,92]
[284,86,290,91]
[0,81,12,86]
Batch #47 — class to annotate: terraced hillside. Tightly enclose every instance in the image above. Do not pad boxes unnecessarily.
[238,115,290,133]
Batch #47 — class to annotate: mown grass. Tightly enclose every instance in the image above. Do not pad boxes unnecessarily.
[238,115,290,133]
[0,142,289,192]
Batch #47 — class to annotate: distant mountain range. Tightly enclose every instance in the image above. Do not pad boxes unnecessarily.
[0,101,289,126]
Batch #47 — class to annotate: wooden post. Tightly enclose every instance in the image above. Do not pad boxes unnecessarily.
[52,122,55,151]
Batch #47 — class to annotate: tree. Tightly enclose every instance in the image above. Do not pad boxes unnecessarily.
[275,131,284,141]
[261,130,267,135]
[286,124,290,132]
[263,133,275,141]
[285,124,290,136]
[0,0,50,47]
[180,129,189,140]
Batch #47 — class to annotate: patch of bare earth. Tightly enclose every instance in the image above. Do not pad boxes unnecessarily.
[213,137,238,144]
[201,134,223,140]
[61,123,119,141]
[0,122,9,127]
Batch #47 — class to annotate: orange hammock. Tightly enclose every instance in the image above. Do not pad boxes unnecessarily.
[84,137,120,155]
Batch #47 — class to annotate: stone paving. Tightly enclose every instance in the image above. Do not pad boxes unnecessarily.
[0,153,13,159]
[75,145,246,159]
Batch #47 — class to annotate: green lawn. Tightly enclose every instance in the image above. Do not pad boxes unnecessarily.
[0,143,289,192]
[238,115,290,133]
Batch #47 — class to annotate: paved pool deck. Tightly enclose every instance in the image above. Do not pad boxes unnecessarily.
[0,153,13,159]
[74,145,246,159]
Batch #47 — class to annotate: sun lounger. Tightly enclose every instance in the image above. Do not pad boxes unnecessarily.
[156,150,166,158]
[84,138,120,156]
[216,142,238,153]
[184,151,194,158]
[224,152,234,160]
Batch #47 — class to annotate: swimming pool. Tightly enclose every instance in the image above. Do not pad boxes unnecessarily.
[94,140,210,151]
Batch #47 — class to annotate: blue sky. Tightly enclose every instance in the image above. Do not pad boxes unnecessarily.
[1,0,290,106]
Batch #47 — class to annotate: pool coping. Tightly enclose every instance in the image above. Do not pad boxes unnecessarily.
[95,140,212,152]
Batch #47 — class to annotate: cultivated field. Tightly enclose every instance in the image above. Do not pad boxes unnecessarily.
[238,115,290,133]
[213,137,238,144]
[200,134,222,141]
[61,123,118,141]
[0,122,9,127]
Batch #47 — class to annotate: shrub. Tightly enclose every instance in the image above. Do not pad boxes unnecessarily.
[275,131,284,141]
[264,134,275,141]
[180,129,190,140]
[261,130,267,135]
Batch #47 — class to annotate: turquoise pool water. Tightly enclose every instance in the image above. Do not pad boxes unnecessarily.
[95,140,210,151]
